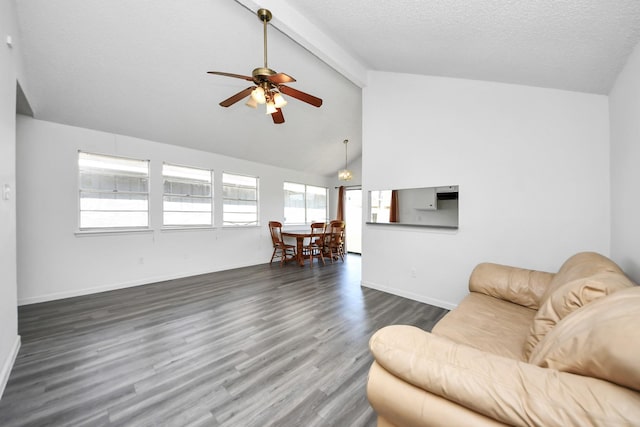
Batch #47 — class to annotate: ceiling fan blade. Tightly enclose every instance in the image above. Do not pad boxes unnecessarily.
[219,86,255,107]
[271,108,285,124]
[207,71,254,82]
[267,73,296,84]
[279,85,323,107]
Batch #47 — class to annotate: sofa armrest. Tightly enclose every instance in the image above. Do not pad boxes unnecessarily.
[370,325,640,427]
[469,262,554,309]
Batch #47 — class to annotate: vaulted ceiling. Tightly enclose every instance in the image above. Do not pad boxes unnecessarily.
[14,1,640,176]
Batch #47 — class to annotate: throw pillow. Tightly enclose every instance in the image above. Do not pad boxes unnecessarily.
[529,286,640,392]
[523,272,634,359]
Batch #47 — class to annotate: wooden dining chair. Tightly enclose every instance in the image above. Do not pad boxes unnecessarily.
[310,221,326,249]
[268,221,296,266]
[326,220,346,263]
[302,222,326,267]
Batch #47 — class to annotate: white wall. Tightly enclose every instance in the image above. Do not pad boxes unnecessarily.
[362,71,610,309]
[16,116,333,304]
[0,0,24,397]
[609,41,640,282]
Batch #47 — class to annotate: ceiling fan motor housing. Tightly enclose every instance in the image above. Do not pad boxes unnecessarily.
[252,67,277,82]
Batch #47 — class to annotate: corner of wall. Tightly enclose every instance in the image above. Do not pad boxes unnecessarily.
[0,0,22,402]
[0,335,20,400]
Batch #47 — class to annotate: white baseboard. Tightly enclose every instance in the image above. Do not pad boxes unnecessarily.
[0,335,21,399]
[361,280,458,311]
[17,261,258,306]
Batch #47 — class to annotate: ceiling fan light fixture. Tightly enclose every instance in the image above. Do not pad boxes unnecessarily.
[273,92,287,108]
[251,86,266,104]
[206,8,322,124]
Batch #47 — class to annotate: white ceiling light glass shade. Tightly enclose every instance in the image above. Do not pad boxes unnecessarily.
[338,139,353,181]
[272,92,287,108]
[246,97,258,108]
[251,86,266,104]
[265,101,277,115]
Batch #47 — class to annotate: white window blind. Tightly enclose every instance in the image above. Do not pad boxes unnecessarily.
[163,163,213,227]
[78,152,149,230]
[223,173,258,226]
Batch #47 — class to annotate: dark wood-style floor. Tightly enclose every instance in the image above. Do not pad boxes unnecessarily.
[0,255,448,427]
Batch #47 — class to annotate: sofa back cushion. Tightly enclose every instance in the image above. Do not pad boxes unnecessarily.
[541,252,623,303]
[469,263,554,310]
[523,272,634,358]
[529,286,640,391]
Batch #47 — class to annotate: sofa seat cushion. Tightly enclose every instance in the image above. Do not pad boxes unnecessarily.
[523,272,635,358]
[433,292,536,361]
[530,286,640,391]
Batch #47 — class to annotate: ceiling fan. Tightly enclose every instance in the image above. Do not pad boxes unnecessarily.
[207,8,323,124]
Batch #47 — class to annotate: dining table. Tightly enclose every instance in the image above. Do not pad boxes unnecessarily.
[281,230,314,267]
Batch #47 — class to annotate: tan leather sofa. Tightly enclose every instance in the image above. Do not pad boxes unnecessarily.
[367,252,640,426]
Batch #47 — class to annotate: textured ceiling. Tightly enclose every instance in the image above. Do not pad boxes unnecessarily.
[289,0,640,94]
[14,0,362,177]
[13,1,640,176]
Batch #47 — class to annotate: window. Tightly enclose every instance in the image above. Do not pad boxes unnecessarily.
[163,163,213,227]
[284,182,328,224]
[369,190,392,223]
[306,184,328,223]
[283,182,305,224]
[223,173,258,226]
[78,151,149,230]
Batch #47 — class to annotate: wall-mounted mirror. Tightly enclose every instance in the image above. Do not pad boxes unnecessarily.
[368,185,458,228]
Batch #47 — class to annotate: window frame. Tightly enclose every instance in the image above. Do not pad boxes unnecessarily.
[162,162,214,228]
[283,181,328,225]
[77,151,150,231]
[222,172,260,227]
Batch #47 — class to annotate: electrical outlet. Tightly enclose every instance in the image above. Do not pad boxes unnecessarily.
[410,268,416,278]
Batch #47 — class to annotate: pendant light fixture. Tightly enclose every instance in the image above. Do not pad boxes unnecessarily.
[338,139,353,181]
